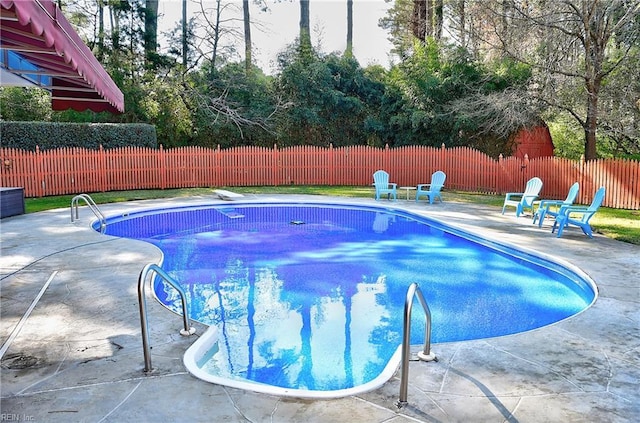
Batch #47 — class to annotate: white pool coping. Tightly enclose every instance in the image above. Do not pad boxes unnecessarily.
[183,325,403,399]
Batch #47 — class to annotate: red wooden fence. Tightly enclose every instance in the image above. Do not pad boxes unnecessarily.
[1,144,638,209]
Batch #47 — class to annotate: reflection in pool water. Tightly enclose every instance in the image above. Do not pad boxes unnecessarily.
[102,203,596,397]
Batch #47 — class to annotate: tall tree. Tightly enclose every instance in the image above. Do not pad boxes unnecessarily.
[185,0,244,72]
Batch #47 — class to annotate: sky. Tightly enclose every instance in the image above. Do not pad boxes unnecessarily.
[157,0,394,74]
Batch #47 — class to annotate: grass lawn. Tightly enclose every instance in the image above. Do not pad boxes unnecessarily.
[24,186,640,245]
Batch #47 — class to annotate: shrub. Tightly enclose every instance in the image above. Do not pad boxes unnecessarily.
[0,122,157,150]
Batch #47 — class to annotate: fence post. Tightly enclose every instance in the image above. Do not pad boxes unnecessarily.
[159,144,166,189]
[34,145,44,197]
[384,143,390,171]
[97,145,106,192]
[497,154,504,194]
[579,154,586,204]
[328,143,334,186]
[212,144,219,187]
[272,143,279,185]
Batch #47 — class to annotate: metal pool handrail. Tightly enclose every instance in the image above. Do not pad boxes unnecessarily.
[397,282,437,408]
[70,193,106,232]
[137,263,196,373]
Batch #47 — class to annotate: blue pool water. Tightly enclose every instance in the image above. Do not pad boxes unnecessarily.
[101,202,595,395]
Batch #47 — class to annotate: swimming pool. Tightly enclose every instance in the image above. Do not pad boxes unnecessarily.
[100,202,596,398]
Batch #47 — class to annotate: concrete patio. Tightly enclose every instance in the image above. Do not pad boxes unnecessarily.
[1,194,638,422]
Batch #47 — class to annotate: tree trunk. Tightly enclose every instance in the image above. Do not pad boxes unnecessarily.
[182,0,188,67]
[584,39,603,161]
[346,0,353,58]
[144,0,159,61]
[97,0,105,61]
[299,0,312,58]
[243,0,252,74]
[211,0,223,71]
[581,1,608,161]
[584,89,599,161]
[109,4,119,50]
[412,0,427,41]
[457,0,465,46]
[434,0,443,40]
[426,0,433,38]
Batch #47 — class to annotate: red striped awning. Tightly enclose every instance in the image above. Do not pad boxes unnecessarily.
[0,0,124,113]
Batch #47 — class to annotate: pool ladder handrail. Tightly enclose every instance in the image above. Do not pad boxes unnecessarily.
[70,194,106,232]
[397,282,437,408]
[138,263,196,373]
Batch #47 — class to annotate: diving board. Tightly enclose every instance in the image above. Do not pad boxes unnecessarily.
[214,190,245,201]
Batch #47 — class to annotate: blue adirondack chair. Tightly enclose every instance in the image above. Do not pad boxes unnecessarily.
[552,187,606,238]
[373,170,397,201]
[416,171,446,204]
[532,182,580,227]
[502,177,543,217]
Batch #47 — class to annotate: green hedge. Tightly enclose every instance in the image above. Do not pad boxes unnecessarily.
[0,122,157,150]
